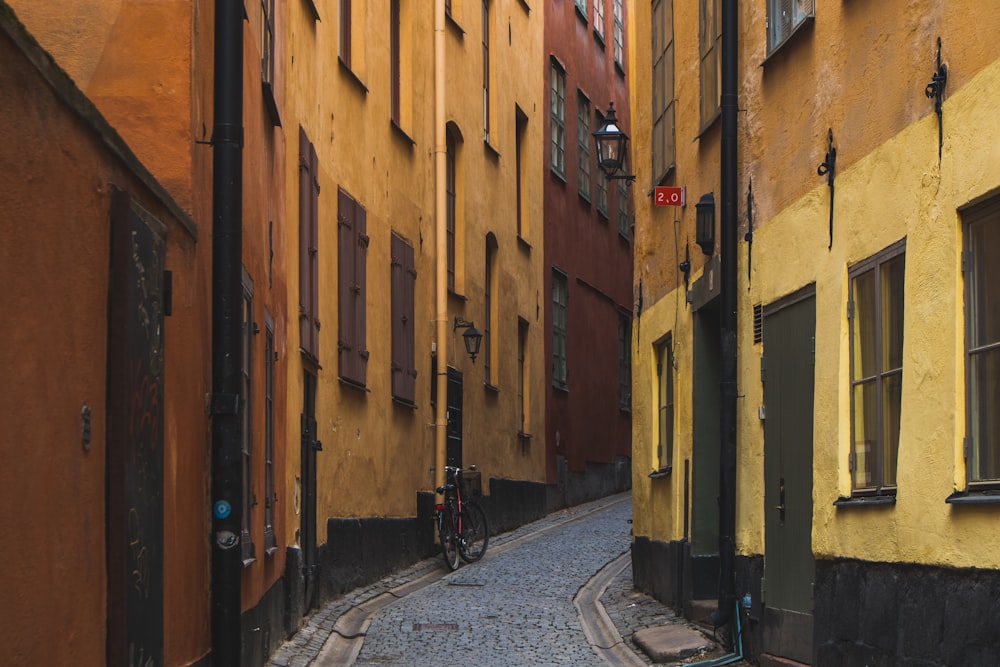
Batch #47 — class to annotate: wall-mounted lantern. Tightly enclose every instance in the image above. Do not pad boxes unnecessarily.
[695,192,716,256]
[453,317,483,363]
[592,102,635,182]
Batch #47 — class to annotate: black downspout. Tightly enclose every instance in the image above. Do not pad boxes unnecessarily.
[211,0,243,663]
[711,0,739,632]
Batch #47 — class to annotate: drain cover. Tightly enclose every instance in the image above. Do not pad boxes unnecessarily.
[413,623,459,631]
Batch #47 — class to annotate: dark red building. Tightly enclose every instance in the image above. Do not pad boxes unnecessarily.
[543,0,633,507]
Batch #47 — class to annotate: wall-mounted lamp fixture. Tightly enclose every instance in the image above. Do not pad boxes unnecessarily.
[695,193,716,256]
[592,102,635,182]
[453,317,483,363]
[925,37,947,164]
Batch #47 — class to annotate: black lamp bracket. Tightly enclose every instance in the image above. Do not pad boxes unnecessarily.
[817,128,837,250]
[925,37,947,164]
[453,316,475,331]
[745,178,754,289]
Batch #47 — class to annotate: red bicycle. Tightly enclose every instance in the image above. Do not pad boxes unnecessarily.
[435,465,489,570]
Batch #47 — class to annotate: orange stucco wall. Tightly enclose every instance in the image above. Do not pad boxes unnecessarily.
[1,6,213,665]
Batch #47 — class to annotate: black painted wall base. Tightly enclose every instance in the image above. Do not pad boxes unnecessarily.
[548,455,632,511]
[239,575,286,667]
[814,558,1000,666]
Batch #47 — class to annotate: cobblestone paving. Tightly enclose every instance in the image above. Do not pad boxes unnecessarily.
[353,496,633,666]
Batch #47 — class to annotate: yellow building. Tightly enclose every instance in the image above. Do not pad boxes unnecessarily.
[629,1,1000,664]
[282,0,546,623]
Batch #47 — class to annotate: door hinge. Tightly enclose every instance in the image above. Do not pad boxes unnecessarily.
[760,355,766,383]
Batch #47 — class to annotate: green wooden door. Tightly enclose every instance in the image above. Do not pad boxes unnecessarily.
[762,287,816,663]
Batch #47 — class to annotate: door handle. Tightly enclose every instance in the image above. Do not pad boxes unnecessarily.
[776,479,786,520]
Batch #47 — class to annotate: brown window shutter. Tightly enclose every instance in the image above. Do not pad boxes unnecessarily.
[391,234,406,400]
[403,241,417,401]
[299,127,319,361]
[338,187,356,382]
[355,200,369,385]
[308,141,320,361]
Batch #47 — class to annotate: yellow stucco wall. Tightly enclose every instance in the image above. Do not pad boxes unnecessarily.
[282,1,545,542]
[630,0,1000,572]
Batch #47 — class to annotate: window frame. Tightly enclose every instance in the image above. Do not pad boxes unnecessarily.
[241,268,256,565]
[655,335,674,474]
[485,234,499,387]
[577,91,591,202]
[391,233,418,405]
[263,311,277,555]
[550,58,566,179]
[651,0,676,182]
[552,268,569,390]
[391,0,401,125]
[612,0,624,70]
[518,317,529,436]
[698,0,721,131]
[848,238,906,497]
[340,0,352,68]
[618,309,632,411]
[617,179,630,239]
[963,198,1000,489]
[446,129,458,291]
[593,0,605,41]
[298,128,320,363]
[482,0,491,143]
[338,187,370,389]
[766,0,814,57]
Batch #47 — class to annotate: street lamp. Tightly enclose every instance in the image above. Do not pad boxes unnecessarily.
[696,192,716,256]
[453,317,483,362]
[592,102,635,182]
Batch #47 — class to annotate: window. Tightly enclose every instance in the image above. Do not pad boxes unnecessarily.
[652,0,675,180]
[391,0,400,125]
[485,234,499,385]
[340,0,352,67]
[964,199,1000,487]
[577,92,591,201]
[593,0,605,40]
[482,0,491,142]
[518,318,529,434]
[767,0,814,55]
[241,268,255,564]
[849,240,905,495]
[263,312,276,554]
[260,0,279,125]
[552,269,568,389]
[446,128,458,291]
[699,0,720,128]
[298,128,320,363]
[656,336,674,472]
[617,179,629,239]
[612,0,624,69]
[515,106,529,240]
[618,310,632,409]
[596,111,608,218]
[338,187,369,388]
[550,59,566,178]
[575,0,588,19]
[391,233,417,404]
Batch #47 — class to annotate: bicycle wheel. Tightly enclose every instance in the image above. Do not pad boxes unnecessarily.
[439,505,460,571]
[459,501,489,563]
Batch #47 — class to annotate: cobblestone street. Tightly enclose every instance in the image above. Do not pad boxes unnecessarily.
[270,493,748,667]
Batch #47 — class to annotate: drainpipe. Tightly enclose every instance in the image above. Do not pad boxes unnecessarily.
[210,0,243,662]
[711,0,739,633]
[434,0,448,498]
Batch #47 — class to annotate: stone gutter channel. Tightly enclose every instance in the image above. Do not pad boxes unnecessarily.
[269,493,738,667]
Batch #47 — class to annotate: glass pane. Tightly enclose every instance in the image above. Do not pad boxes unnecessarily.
[852,380,877,489]
[881,254,905,371]
[882,371,902,487]
[851,269,877,379]
[970,347,1000,481]
[971,218,1000,348]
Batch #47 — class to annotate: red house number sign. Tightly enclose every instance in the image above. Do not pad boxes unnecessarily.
[654,186,686,207]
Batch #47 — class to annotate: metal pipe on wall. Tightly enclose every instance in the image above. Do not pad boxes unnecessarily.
[434,0,448,497]
[211,0,244,661]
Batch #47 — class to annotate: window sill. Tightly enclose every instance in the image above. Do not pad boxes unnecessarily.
[579,189,592,205]
[391,119,416,146]
[517,0,531,14]
[946,489,1000,505]
[551,166,567,184]
[447,288,468,302]
[262,80,282,127]
[484,382,500,394]
[593,30,605,48]
[392,396,418,409]
[446,11,465,37]
[338,376,370,393]
[696,109,721,139]
[338,58,369,94]
[649,467,672,479]
[762,15,815,67]
[553,382,569,394]
[615,61,625,78]
[484,138,501,159]
[833,495,896,508]
[303,0,320,21]
[597,207,609,221]
[517,235,532,252]
[575,5,587,23]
